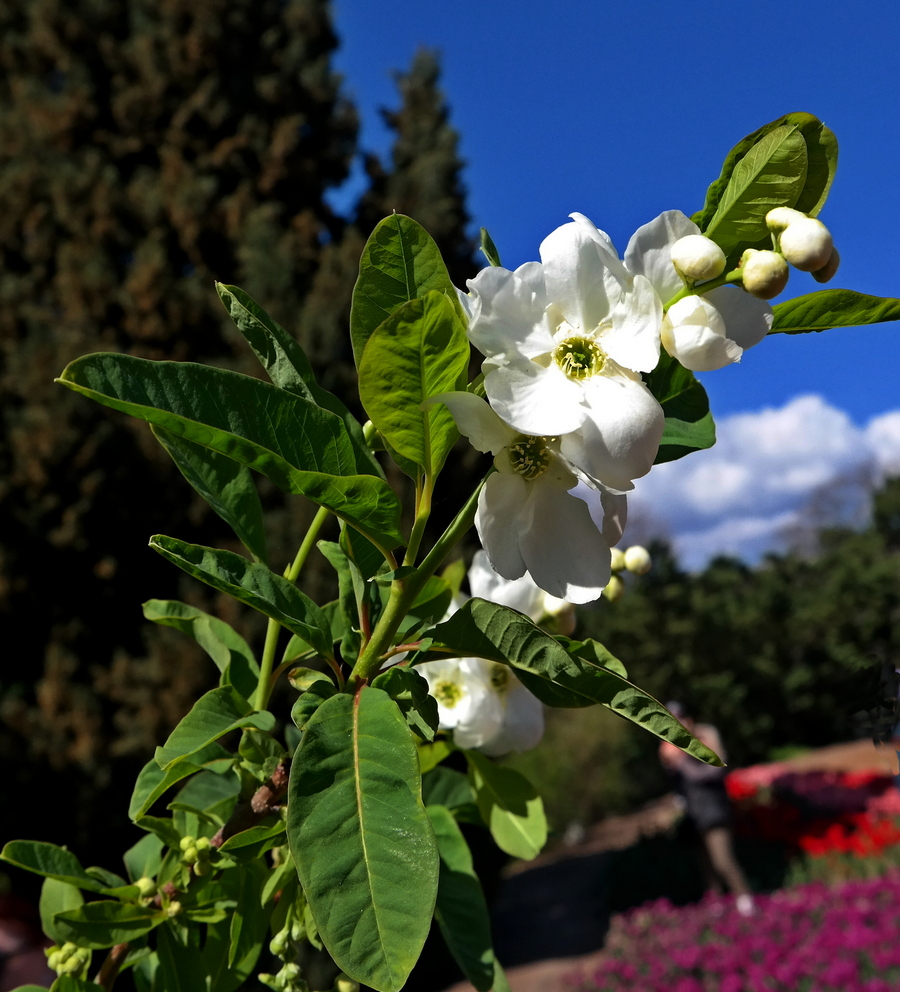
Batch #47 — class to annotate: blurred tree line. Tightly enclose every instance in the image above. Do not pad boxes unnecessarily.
[511,476,900,832]
[0,0,477,864]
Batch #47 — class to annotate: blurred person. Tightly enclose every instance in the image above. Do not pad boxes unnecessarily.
[659,703,755,916]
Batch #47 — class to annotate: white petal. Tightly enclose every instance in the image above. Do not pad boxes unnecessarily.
[456,287,474,320]
[484,360,586,436]
[568,212,633,285]
[600,490,628,547]
[476,473,528,580]
[480,678,545,756]
[624,210,699,302]
[561,374,665,490]
[662,295,742,371]
[601,273,662,373]
[428,391,516,454]
[539,221,611,334]
[704,285,773,351]
[468,549,545,621]
[517,475,611,603]
[467,264,552,361]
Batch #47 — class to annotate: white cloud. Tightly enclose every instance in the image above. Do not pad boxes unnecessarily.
[627,395,900,569]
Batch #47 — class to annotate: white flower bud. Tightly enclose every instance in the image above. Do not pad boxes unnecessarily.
[765,207,806,233]
[540,593,576,635]
[609,547,626,572]
[812,246,840,284]
[779,218,834,272]
[670,235,727,282]
[602,575,624,602]
[740,249,789,299]
[336,975,360,992]
[624,545,652,575]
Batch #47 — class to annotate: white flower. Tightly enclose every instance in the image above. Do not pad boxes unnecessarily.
[478,662,544,757]
[625,210,773,372]
[778,218,834,272]
[464,213,665,493]
[432,391,626,604]
[740,249,789,300]
[669,235,726,282]
[467,549,571,626]
[420,658,503,749]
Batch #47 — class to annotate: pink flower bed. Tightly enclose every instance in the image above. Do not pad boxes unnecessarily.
[577,872,900,992]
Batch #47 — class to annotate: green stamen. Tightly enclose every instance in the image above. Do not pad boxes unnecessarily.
[553,336,606,380]
[508,436,554,481]
[490,663,511,695]
[434,680,463,708]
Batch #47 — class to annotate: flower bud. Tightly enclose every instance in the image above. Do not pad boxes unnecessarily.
[670,235,726,282]
[270,927,291,958]
[194,836,212,852]
[179,835,195,852]
[166,900,183,918]
[740,249,789,299]
[812,246,840,284]
[336,975,360,992]
[602,575,624,602]
[609,548,626,573]
[135,876,157,898]
[779,218,834,272]
[765,207,806,233]
[624,545,652,575]
[539,593,576,636]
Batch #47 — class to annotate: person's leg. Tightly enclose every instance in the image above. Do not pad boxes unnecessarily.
[702,826,751,896]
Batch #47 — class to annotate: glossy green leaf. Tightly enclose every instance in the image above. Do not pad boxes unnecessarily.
[142,599,259,701]
[645,350,716,464]
[427,805,496,991]
[172,768,242,824]
[771,290,900,334]
[50,979,104,992]
[131,741,234,821]
[359,291,468,476]
[156,922,209,992]
[417,740,453,774]
[154,686,274,771]
[221,860,270,974]
[350,213,466,367]
[479,228,502,268]
[152,426,268,563]
[40,878,84,944]
[56,354,402,548]
[122,832,164,882]
[291,680,339,733]
[52,902,165,949]
[12,985,52,992]
[427,600,723,764]
[703,125,807,256]
[317,541,362,662]
[422,767,476,813]
[149,537,333,658]
[371,666,439,742]
[0,842,109,893]
[465,753,546,861]
[287,688,439,992]
[134,816,181,851]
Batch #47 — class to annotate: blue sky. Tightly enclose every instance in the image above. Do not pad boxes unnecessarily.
[330,0,900,561]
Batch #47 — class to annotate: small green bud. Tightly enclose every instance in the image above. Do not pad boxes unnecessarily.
[812,246,840,284]
[134,876,157,898]
[740,249,789,299]
[335,975,360,992]
[193,858,213,876]
[669,235,726,282]
[779,218,833,272]
[609,547,626,573]
[624,545,652,575]
[765,206,806,233]
[194,836,212,852]
[179,835,195,852]
[166,900,183,918]
[269,927,291,958]
[602,575,625,602]
[181,845,198,864]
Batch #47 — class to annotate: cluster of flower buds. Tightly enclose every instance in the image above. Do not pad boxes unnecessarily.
[766,207,839,283]
[179,834,214,876]
[259,961,306,992]
[45,942,92,979]
[603,545,652,600]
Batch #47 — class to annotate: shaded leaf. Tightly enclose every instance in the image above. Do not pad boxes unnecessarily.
[130,743,233,822]
[645,350,715,464]
[39,878,83,944]
[0,842,108,894]
[371,666,439,742]
[122,833,164,883]
[53,902,165,949]
[465,753,546,861]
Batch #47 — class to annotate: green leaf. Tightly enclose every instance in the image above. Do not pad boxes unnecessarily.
[50,980,105,992]
[291,680,339,733]
[56,354,402,549]
[350,213,465,367]
[131,742,233,822]
[11,986,52,992]
[417,740,453,774]
[427,599,723,764]
[359,291,469,477]
[465,753,547,861]
[645,350,716,464]
[371,666,439,742]
[703,125,807,257]
[317,541,362,662]
[427,805,496,992]
[152,426,268,563]
[154,686,274,771]
[133,816,181,851]
[0,842,109,893]
[422,767,476,813]
[149,538,333,658]
[223,860,269,973]
[287,688,439,992]
[479,228,502,268]
[156,922,209,992]
[771,290,900,334]
[52,902,165,949]
[122,832,164,882]
[142,599,259,701]
[173,768,242,823]
[40,878,84,944]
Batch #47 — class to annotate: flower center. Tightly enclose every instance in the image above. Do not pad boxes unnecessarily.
[553,336,606,380]
[433,679,463,709]
[508,436,554,481]
[490,663,511,696]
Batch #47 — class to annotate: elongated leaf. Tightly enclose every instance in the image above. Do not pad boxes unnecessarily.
[350,214,466,366]
[645,350,715,464]
[465,753,546,861]
[152,426,268,563]
[479,228,502,268]
[149,537,333,658]
[426,600,722,764]
[422,766,477,813]
[122,832,164,882]
[56,355,402,548]
[371,666,439,742]
[51,979,105,992]
[0,842,109,893]
[130,742,232,821]
[156,922,209,992]
[704,125,807,256]
[40,878,84,944]
[317,541,362,662]
[771,290,900,334]
[53,902,165,949]
[287,688,439,992]
[155,686,274,771]
[359,291,468,476]
[427,805,496,991]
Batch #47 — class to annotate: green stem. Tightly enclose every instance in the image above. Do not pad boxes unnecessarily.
[253,505,331,711]
[663,266,745,311]
[404,475,433,566]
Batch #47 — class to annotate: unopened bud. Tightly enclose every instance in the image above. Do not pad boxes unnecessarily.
[270,927,291,958]
[609,548,626,573]
[194,836,212,853]
[166,900,183,918]
[602,575,624,602]
[765,206,806,233]
[540,593,576,636]
[670,235,726,282]
[193,858,213,876]
[624,545,652,575]
[135,876,157,898]
[812,246,840,284]
[336,975,360,992]
[740,249,789,299]
[779,218,834,272]
[179,835,195,852]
